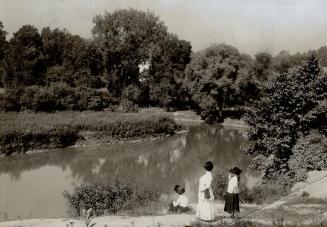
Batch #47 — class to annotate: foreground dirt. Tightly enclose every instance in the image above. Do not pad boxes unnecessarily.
[0,204,254,227]
[1,200,327,227]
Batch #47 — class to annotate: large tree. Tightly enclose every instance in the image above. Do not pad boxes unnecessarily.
[4,25,45,87]
[184,44,257,123]
[92,9,168,98]
[42,28,104,88]
[149,33,192,109]
[244,55,327,182]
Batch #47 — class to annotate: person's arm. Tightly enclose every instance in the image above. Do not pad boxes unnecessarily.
[199,176,207,192]
[173,196,181,206]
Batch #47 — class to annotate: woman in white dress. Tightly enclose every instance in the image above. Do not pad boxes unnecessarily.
[196,161,215,221]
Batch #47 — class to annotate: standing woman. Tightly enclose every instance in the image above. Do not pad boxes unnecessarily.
[196,161,215,222]
[224,167,242,219]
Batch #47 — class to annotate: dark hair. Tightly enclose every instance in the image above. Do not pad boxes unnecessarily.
[229,167,242,175]
[179,188,185,194]
[174,185,180,193]
[204,161,214,171]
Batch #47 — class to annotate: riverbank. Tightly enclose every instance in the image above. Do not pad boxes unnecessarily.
[2,197,327,227]
[0,108,251,156]
[2,171,327,226]
[0,111,181,155]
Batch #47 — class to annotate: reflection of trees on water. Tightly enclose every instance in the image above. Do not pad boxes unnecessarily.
[0,125,258,196]
[0,149,80,180]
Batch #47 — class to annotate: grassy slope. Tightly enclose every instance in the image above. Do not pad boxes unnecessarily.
[0,111,181,155]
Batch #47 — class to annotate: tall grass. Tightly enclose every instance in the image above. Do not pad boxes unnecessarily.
[0,111,181,155]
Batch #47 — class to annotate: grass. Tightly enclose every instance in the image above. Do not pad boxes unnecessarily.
[0,111,181,155]
[190,220,327,227]
[284,196,327,206]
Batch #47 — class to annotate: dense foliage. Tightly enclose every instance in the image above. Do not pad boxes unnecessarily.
[0,9,191,111]
[63,180,160,216]
[184,44,258,122]
[244,56,327,182]
[0,83,114,112]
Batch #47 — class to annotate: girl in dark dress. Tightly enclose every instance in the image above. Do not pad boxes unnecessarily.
[224,167,242,219]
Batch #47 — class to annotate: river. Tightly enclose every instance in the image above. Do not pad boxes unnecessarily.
[0,124,260,221]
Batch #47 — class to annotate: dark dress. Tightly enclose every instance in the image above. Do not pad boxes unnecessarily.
[169,203,190,213]
[224,192,240,213]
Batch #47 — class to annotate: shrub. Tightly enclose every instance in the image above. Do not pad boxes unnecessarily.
[63,180,161,217]
[288,131,327,181]
[0,88,23,111]
[301,191,310,198]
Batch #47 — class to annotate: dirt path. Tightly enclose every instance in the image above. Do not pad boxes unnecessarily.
[0,203,258,227]
[1,199,327,227]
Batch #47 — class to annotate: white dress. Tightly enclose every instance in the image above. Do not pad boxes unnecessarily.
[196,171,215,221]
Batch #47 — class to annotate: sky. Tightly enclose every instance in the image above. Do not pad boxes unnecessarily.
[0,0,327,55]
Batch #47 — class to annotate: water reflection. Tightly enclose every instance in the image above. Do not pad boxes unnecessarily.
[0,124,259,221]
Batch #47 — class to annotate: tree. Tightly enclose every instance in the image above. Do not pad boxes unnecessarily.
[253,52,272,81]
[41,27,67,67]
[61,34,104,88]
[317,46,327,67]
[92,9,168,98]
[244,55,327,181]
[184,44,257,123]
[4,25,45,87]
[0,21,8,86]
[272,50,307,73]
[43,30,104,88]
[149,34,192,109]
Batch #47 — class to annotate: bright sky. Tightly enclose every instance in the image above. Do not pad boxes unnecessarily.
[0,0,327,55]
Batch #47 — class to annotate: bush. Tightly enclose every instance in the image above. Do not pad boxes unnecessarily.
[288,131,327,181]
[63,180,161,217]
[0,88,24,111]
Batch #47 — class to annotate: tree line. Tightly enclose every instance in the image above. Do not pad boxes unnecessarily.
[0,9,326,115]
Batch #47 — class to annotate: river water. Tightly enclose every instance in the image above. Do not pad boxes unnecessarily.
[0,124,260,221]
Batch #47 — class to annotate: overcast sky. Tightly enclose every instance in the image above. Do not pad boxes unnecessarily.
[0,0,326,55]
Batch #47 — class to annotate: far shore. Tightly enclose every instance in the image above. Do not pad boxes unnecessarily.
[0,108,248,156]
